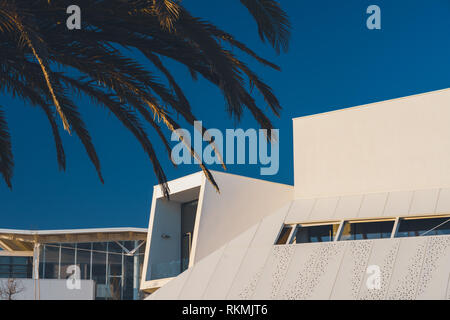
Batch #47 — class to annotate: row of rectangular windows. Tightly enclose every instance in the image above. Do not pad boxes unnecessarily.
[275,215,450,245]
[0,257,33,279]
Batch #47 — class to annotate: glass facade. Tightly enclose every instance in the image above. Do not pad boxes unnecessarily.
[0,256,33,279]
[290,224,340,243]
[38,240,145,300]
[274,216,450,244]
[396,217,450,237]
[340,220,395,241]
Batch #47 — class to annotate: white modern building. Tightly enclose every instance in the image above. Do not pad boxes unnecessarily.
[0,228,146,300]
[141,88,450,300]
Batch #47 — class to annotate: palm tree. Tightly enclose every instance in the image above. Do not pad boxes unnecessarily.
[0,0,291,196]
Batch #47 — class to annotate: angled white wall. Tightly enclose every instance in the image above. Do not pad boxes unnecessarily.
[148,233,450,300]
[145,88,450,300]
[293,89,450,199]
[141,171,292,292]
[192,172,292,262]
[285,187,449,224]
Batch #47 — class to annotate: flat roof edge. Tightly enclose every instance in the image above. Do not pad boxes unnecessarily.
[0,227,147,236]
[292,87,450,121]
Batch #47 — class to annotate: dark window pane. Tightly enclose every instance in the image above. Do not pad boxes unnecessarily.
[0,265,9,273]
[92,242,106,285]
[107,242,123,300]
[340,221,394,241]
[396,217,450,237]
[0,256,10,264]
[0,256,32,278]
[77,243,92,280]
[43,245,60,279]
[11,257,28,264]
[291,224,339,243]
[275,226,293,245]
[181,200,197,273]
[60,245,76,280]
[122,254,134,300]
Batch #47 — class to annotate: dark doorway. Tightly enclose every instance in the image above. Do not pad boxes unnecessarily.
[180,200,198,272]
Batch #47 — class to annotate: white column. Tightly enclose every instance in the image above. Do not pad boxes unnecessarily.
[32,243,40,280]
[33,242,41,301]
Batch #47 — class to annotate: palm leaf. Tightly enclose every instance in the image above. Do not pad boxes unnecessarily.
[0,0,291,194]
[0,106,13,189]
[240,0,291,53]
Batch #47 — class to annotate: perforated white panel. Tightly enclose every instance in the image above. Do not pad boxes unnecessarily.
[226,246,272,300]
[330,240,372,299]
[252,245,295,299]
[386,237,427,299]
[358,238,400,300]
[276,242,346,299]
[416,236,450,299]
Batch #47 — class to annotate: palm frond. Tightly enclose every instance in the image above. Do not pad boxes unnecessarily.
[0,106,13,189]
[0,0,291,193]
[240,0,291,53]
[1,2,71,132]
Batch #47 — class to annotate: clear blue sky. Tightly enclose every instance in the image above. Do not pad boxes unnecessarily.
[1,0,450,229]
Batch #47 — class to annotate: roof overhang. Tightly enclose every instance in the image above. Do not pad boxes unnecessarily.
[0,227,147,252]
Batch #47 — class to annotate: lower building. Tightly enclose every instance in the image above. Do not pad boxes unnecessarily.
[0,228,146,300]
[141,88,450,300]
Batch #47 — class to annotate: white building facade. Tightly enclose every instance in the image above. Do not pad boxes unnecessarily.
[0,228,147,300]
[141,89,450,299]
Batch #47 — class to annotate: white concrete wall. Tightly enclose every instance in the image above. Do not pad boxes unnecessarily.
[145,199,182,281]
[293,89,450,199]
[0,279,95,300]
[141,171,292,291]
[285,187,450,223]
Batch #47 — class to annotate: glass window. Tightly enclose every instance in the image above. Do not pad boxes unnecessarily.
[275,225,293,245]
[107,242,123,300]
[290,224,340,243]
[60,243,76,280]
[43,244,60,279]
[340,220,394,241]
[76,243,92,280]
[396,217,450,238]
[92,242,107,286]
[0,256,32,278]
[122,254,135,300]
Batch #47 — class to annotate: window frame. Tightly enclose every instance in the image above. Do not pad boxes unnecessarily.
[337,218,396,241]
[274,214,450,245]
[394,214,450,238]
[289,221,341,244]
